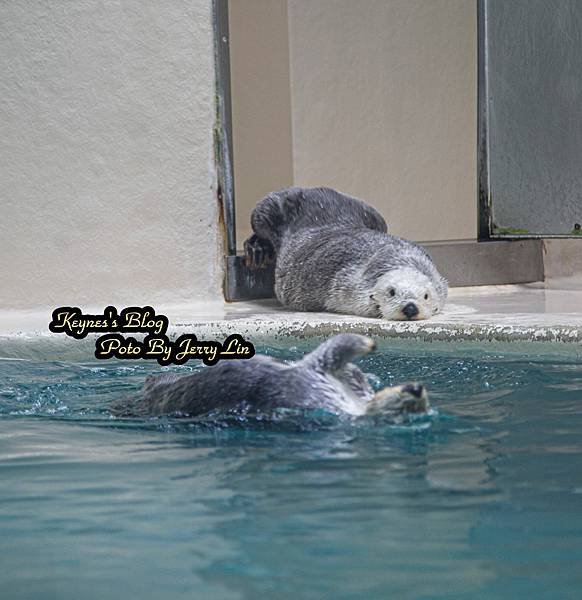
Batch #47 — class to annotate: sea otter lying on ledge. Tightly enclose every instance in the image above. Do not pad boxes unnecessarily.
[244,187,448,320]
[111,334,429,419]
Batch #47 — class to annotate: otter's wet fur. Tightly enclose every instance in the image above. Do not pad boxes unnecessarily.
[244,187,448,320]
[111,335,429,419]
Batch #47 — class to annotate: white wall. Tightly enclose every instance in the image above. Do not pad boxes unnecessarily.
[0,0,222,310]
[287,0,476,242]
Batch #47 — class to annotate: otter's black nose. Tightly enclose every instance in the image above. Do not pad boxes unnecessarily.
[403,383,424,398]
[402,302,419,319]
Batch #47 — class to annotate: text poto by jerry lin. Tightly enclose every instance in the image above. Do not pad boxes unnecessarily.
[49,306,255,366]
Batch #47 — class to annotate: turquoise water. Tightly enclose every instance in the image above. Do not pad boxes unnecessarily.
[1,341,582,599]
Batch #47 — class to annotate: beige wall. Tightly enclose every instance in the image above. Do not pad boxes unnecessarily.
[0,0,222,310]
[229,0,294,249]
[232,0,477,244]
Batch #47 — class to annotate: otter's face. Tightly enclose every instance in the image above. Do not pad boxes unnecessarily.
[371,268,442,320]
[367,382,429,416]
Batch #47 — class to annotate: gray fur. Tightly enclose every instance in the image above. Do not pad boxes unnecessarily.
[112,334,376,418]
[246,187,448,319]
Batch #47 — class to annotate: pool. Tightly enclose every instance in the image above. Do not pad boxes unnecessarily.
[1,339,581,599]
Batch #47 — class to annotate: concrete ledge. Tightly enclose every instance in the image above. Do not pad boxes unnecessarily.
[0,317,580,363]
[425,240,543,286]
[1,284,582,361]
[543,239,582,279]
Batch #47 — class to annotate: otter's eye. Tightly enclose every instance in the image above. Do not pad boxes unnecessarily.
[389,289,395,297]
[424,293,429,300]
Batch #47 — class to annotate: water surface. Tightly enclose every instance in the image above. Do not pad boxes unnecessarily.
[1,342,581,599]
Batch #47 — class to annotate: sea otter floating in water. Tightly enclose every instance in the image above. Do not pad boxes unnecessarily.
[244,187,448,320]
[112,334,429,419]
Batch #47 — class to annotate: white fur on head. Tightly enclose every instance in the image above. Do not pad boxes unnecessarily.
[371,267,444,320]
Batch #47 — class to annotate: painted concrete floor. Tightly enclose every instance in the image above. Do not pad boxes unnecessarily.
[1,281,582,351]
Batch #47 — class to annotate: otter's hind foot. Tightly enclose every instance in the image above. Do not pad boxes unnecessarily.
[244,234,275,269]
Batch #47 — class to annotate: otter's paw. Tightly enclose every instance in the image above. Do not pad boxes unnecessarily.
[244,234,275,269]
